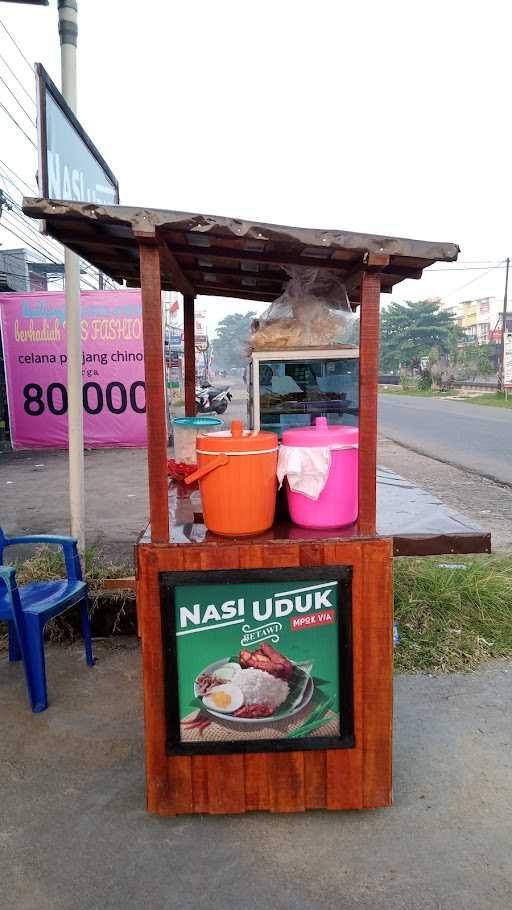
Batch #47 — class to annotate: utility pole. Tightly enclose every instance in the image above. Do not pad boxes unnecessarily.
[58,0,85,554]
[499,257,510,394]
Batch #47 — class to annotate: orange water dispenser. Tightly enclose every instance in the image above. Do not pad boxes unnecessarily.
[185,420,278,536]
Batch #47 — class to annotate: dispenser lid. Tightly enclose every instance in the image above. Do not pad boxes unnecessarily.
[282,416,359,447]
[197,419,278,453]
[173,416,224,428]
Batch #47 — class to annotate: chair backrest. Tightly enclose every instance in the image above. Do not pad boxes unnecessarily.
[0,527,8,566]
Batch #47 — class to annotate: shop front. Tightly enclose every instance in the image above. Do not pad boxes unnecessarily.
[23,197,490,815]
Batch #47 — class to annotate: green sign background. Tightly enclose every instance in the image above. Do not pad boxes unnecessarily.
[174,578,341,742]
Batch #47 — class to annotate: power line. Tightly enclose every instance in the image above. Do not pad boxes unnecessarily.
[427,264,509,272]
[0,98,37,148]
[443,262,506,298]
[0,156,37,193]
[0,17,35,75]
[0,72,37,127]
[2,200,106,287]
[1,214,63,264]
[0,50,36,107]
[3,206,67,261]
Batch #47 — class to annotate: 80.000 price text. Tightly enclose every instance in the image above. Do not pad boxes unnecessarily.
[23,381,146,416]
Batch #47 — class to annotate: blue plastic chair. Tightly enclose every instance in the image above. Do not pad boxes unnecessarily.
[0,529,94,712]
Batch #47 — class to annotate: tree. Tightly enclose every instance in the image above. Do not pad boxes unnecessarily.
[380,300,459,372]
[457,343,495,380]
[211,311,257,371]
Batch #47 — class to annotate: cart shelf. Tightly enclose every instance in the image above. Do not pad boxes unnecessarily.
[138,467,490,558]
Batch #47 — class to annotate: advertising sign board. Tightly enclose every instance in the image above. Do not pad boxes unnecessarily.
[0,290,146,448]
[161,567,354,755]
[504,331,512,388]
[36,63,119,205]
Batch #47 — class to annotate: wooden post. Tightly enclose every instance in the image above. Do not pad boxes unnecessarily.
[139,242,169,543]
[183,295,196,417]
[358,273,381,536]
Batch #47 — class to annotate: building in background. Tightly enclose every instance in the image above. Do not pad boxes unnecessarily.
[456,296,512,345]
[439,295,512,346]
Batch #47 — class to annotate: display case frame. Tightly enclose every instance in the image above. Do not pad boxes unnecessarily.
[249,346,360,433]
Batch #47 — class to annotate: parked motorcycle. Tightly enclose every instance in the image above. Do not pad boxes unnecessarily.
[196,383,232,415]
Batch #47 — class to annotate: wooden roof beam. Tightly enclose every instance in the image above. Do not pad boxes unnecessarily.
[196,287,278,302]
[132,225,196,297]
[169,242,354,272]
[158,241,196,297]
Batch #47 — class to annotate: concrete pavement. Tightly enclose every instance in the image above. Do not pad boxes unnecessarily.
[1,640,511,910]
[379,395,512,485]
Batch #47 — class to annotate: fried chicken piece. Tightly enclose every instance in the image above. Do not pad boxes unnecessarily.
[239,643,293,681]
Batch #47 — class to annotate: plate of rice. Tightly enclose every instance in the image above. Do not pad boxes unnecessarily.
[194,656,314,725]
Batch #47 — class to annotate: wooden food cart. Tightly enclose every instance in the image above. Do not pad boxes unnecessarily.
[24,199,490,816]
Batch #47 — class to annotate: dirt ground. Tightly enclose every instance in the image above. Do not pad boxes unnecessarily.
[1,640,511,910]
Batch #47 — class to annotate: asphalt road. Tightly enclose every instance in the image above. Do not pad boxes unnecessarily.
[379,395,512,486]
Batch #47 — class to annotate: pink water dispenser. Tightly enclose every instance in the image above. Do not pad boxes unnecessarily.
[281,417,359,529]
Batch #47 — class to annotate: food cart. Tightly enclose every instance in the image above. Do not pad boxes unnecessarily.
[23,198,490,815]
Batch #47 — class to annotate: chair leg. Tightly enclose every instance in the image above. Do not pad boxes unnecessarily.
[24,615,48,713]
[8,620,22,662]
[80,598,95,668]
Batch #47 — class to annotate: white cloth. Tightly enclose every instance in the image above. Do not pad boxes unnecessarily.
[277,445,331,500]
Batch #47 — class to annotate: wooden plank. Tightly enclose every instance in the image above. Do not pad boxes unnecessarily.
[170,242,357,272]
[362,540,393,809]
[326,543,363,809]
[102,576,136,591]
[137,547,175,814]
[197,287,278,303]
[168,757,193,815]
[139,242,169,544]
[244,754,270,811]
[183,294,196,417]
[159,241,195,297]
[191,756,209,813]
[358,273,381,536]
[206,754,246,814]
[268,752,305,813]
[304,752,326,809]
[299,542,327,567]
[262,543,300,568]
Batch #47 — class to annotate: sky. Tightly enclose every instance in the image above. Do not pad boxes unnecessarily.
[0,0,510,334]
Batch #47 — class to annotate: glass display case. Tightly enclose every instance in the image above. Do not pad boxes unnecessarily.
[248,348,359,436]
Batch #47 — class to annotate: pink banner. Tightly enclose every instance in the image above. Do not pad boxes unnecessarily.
[0,290,147,448]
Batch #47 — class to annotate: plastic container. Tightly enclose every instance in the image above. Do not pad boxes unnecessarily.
[185,420,278,536]
[281,417,358,529]
[172,416,224,464]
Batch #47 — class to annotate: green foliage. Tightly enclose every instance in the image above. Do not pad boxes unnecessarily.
[394,555,512,673]
[211,311,257,370]
[417,371,433,391]
[457,343,496,380]
[380,300,459,372]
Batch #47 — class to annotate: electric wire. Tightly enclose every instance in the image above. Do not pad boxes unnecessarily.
[0,98,37,148]
[0,219,98,290]
[0,50,36,106]
[0,18,35,75]
[0,72,37,127]
[442,263,506,298]
[0,156,37,193]
[0,184,104,284]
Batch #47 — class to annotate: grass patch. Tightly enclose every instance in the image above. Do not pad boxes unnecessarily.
[394,555,512,673]
[2,546,134,644]
[379,386,452,397]
[460,393,512,409]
